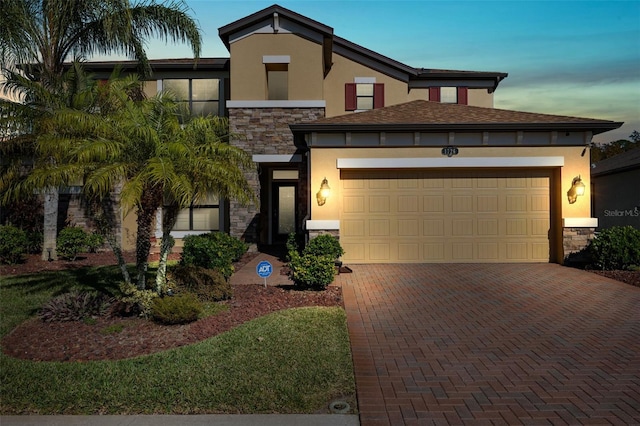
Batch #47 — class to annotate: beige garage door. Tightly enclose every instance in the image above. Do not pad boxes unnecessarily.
[340,169,551,263]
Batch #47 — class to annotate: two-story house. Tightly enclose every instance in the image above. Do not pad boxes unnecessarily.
[86,4,622,264]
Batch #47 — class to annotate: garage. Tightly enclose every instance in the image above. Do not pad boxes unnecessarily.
[340,169,552,263]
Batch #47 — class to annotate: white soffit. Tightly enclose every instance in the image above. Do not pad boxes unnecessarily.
[306,220,340,230]
[253,154,302,163]
[563,218,598,228]
[336,157,565,169]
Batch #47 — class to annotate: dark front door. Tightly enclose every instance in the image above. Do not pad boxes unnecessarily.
[272,182,297,244]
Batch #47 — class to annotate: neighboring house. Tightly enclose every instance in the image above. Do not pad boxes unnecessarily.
[80,4,622,264]
[591,149,640,230]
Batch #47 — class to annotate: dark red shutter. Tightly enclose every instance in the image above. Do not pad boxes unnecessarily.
[457,87,468,105]
[373,83,385,109]
[429,87,440,102]
[345,83,357,111]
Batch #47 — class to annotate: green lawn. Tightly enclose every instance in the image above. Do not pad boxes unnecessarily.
[0,266,355,414]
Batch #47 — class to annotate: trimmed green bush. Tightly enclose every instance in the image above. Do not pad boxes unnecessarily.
[57,226,88,260]
[180,232,247,279]
[169,264,233,301]
[287,251,337,289]
[588,226,640,270]
[304,234,345,260]
[85,233,105,253]
[115,282,159,318]
[39,291,113,322]
[0,225,28,264]
[203,232,248,262]
[151,293,203,325]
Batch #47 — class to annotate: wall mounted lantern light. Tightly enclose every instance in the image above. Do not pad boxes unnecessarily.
[567,175,586,204]
[316,177,331,206]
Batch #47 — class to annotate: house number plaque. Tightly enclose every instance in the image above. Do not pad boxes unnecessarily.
[441,147,459,157]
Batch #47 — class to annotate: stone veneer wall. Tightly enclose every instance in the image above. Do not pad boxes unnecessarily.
[563,227,596,257]
[228,107,325,249]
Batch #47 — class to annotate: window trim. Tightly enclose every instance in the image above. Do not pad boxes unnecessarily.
[161,78,221,117]
[345,80,384,111]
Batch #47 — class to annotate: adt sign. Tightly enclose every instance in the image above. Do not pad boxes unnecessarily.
[256,260,273,278]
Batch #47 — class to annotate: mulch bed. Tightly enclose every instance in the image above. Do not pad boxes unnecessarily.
[1,250,344,362]
[1,251,637,363]
[1,284,343,362]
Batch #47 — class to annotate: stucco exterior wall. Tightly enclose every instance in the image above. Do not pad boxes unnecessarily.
[308,144,592,222]
[229,34,324,101]
[592,168,640,229]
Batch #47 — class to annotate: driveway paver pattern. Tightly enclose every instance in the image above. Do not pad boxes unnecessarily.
[337,263,640,425]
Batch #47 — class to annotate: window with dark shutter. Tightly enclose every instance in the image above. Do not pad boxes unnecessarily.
[345,83,357,111]
[346,82,385,111]
[457,87,468,105]
[373,83,385,109]
[429,87,441,102]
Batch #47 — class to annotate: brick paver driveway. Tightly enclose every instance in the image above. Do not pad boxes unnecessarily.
[336,264,640,425]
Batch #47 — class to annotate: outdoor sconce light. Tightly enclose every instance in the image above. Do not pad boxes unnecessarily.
[316,177,331,206]
[567,175,586,204]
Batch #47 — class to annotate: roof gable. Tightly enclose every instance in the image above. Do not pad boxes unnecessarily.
[219,4,506,88]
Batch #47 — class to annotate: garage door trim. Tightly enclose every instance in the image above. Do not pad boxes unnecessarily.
[337,156,564,169]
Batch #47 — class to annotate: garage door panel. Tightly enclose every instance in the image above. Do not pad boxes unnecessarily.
[341,169,551,263]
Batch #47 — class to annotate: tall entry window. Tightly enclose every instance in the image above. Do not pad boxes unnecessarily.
[162,79,220,117]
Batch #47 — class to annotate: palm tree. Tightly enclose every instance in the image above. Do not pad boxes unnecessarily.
[0,0,201,260]
[43,75,256,291]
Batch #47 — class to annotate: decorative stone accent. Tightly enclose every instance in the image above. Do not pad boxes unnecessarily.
[308,229,340,240]
[563,227,596,255]
[228,107,324,247]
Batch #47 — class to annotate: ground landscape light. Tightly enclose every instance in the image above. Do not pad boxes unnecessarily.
[567,175,586,204]
[316,177,331,206]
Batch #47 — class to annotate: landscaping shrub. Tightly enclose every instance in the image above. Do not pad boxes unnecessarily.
[180,232,247,279]
[39,291,113,322]
[56,226,88,260]
[203,232,248,262]
[85,233,105,253]
[151,293,203,325]
[0,225,28,264]
[304,234,345,260]
[115,282,158,318]
[287,250,337,290]
[2,196,43,253]
[169,264,233,302]
[588,226,640,270]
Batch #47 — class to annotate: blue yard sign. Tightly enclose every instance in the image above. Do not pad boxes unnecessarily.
[256,260,273,287]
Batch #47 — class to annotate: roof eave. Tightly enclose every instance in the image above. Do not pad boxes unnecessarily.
[290,122,624,134]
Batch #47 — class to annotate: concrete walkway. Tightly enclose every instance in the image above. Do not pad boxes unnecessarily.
[336,263,640,425]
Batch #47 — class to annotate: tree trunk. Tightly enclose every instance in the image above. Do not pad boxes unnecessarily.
[154,204,179,295]
[135,186,163,290]
[41,187,58,261]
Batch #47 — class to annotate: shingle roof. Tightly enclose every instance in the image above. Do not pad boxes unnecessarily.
[290,100,623,135]
[592,148,640,176]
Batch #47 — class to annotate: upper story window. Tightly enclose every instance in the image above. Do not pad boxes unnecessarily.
[263,55,290,100]
[163,79,220,117]
[345,78,384,111]
[267,64,288,100]
[429,87,468,105]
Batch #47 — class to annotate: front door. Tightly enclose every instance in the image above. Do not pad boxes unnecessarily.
[272,182,297,244]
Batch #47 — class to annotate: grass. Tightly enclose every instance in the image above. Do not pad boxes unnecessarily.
[0,265,355,415]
